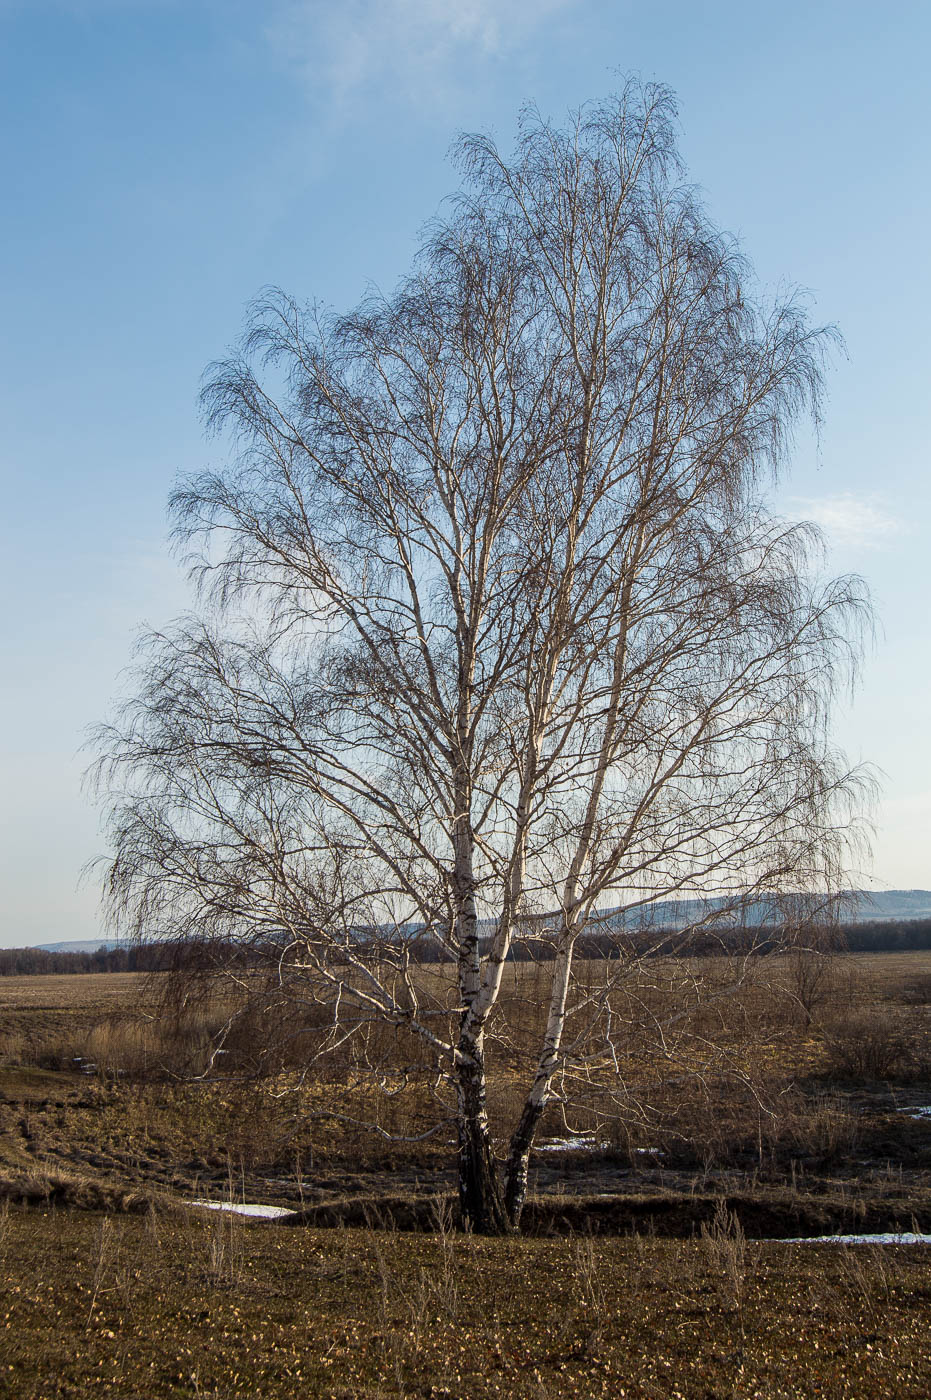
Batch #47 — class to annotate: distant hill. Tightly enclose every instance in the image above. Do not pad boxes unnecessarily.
[36,939,131,954]
[29,891,931,953]
[848,890,931,921]
[594,889,931,930]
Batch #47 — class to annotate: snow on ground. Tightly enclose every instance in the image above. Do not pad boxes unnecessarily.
[781,1232,931,1245]
[183,1199,931,1240]
[897,1105,931,1118]
[187,1200,295,1219]
[536,1138,662,1154]
[536,1137,611,1152]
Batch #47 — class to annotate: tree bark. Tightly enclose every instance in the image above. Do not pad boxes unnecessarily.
[455,1043,510,1235]
[503,1097,545,1226]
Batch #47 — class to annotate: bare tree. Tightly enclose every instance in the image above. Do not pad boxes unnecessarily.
[93,82,869,1233]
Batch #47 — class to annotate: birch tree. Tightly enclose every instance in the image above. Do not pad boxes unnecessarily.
[94,81,868,1233]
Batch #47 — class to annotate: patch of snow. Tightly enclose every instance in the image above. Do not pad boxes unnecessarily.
[780,1232,931,1245]
[897,1105,931,1119]
[72,1056,101,1075]
[535,1138,661,1155]
[537,1137,610,1153]
[187,1200,295,1220]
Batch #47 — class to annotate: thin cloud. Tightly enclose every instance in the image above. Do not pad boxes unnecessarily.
[791,494,901,551]
[268,0,578,107]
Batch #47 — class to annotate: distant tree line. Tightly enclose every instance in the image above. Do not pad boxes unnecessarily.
[841,919,931,953]
[420,920,931,960]
[4,918,931,977]
[0,944,170,976]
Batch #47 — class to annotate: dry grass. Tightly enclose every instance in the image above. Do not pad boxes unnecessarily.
[0,952,929,1229]
[2,1207,931,1398]
[0,972,151,1011]
[0,952,928,1395]
[1,951,929,1177]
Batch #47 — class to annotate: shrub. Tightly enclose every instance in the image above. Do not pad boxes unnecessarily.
[821,1011,914,1081]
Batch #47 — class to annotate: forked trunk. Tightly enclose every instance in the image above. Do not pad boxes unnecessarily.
[456,1048,510,1235]
[503,932,575,1226]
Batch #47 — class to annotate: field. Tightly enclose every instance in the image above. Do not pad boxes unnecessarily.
[1,952,930,1396]
[3,1209,931,1398]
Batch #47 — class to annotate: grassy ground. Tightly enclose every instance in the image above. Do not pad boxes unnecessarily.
[3,1205,931,1399]
[1,952,930,1395]
[2,953,930,1222]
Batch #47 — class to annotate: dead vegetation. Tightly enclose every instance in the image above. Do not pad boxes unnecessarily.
[0,950,929,1242]
[0,950,929,1394]
[2,1205,931,1399]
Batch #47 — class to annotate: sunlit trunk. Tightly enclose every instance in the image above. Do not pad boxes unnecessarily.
[503,934,574,1226]
[503,1097,544,1226]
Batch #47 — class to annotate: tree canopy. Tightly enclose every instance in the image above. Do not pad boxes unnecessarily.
[94,81,869,1232]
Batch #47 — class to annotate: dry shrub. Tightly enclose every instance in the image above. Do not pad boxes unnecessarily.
[700,1198,753,1328]
[783,950,840,1027]
[369,1198,465,1390]
[0,1004,230,1079]
[774,1093,860,1164]
[30,1034,85,1071]
[900,973,931,1006]
[828,1242,903,1328]
[821,1010,915,1081]
[288,1194,458,1232]
[568,1236,610,1355]
[603,1073,787,1170]
[0,1031,27,1065]
[59,1002,276,1080]
[85,1216,137,1324]
[0,1166,158,1213]
[600,1073,862,1172]
[194,1208,246,1289]
[81,1020,155,1077]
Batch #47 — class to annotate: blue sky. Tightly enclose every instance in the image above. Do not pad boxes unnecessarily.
[1,0,928,946]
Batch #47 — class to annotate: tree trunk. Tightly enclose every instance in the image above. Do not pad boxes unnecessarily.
[503,931,576,1226]
[456,1046,510,1235]
[503,1097,545,1226]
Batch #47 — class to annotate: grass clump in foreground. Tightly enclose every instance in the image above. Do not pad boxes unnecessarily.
[2,1206,930,1399]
